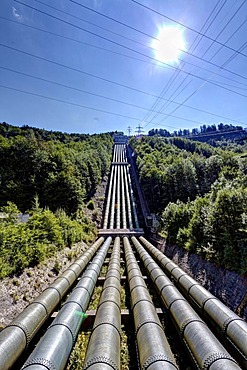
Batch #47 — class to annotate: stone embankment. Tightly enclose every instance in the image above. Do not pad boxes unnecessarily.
[160,243,247,320]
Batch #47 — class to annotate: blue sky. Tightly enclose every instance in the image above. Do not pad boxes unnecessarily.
[0,0,247,135]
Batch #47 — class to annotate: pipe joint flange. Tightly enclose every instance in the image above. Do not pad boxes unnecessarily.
[135,318,163,336]
[49,322,77,343]
[142,354,178,370]
[97,299,121,312]
[180,318,205,338]
[9,322,32,347]
[222,317,244,334]
[201,297,216,311]
[93,319,121,337]
[187,283,200,295]
[202,352,236,370]
[22,357,57,370]
[84,356,118,370]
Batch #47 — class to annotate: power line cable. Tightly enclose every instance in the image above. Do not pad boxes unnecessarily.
[0,84,206,126]
[14,0,247,84]
[4,16,246,93]
[201,0,246,58]
[0,65,202,120]
[1,44,246,125]
[131,0,247,58]
[141,0,229,127]
[153,39,247,128]
[34,0,149,49]
[145,2,247,128]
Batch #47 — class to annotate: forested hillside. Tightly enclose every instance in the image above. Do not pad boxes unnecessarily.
[0,122,113,278]
[130,136,247,274]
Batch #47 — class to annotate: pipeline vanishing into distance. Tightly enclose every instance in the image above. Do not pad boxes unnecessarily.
[0,140,246,370]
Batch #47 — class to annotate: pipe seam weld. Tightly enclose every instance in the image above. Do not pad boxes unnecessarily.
[131,298,153,311]
[93,319,121,337]
[66,268,78,279]
[168,298,187,311]
[102,284,121,295]
[29,301,48,316]
[142,354,178,370]
[8,322,32,347]
[153,273,166,283]
[135,318,163,336]
[21,357,57,370]
[130,284,147,294]
[62,300,85,312]
[187,283,201,295]
[46,286,62,301]
[83,355,118,370]
[128,273,143,283]
[73,285,91,297]
[201,297,216,312]
[97,299,121,312]
[55,275,72,287]
[222,317,245,334]
[49,322,77,343]
[175,272,188,283]
[202,352,237,370]
[180,318,205,338]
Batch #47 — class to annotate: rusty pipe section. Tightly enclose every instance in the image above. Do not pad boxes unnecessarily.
[132,237,242,370]
[83,237,121,369]
[21,237,112,370]
[139,236,247,369]
[123,237,178,370]
[0,237,105,370]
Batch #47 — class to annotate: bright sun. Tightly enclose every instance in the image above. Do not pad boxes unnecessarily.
[152,26,185,64]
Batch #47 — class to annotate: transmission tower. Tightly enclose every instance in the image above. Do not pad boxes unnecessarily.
[135,124,144,136]
[127,126,132,136]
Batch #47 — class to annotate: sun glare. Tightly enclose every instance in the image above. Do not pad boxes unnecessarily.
[152,26,185,64]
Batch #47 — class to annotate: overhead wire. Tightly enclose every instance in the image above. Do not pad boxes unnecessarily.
[4,1,246,131]
[0,84,208,126]
[201,0,246,58]
[154,38,247,128]
[131,0,247,58]
[15,0,247,86]
[146,0,247,129]
[2,65,245,125]
[12,1,247,95]
[141,0,229,127]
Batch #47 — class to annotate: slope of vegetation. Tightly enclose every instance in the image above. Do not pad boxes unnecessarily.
[130,136,247,274]
[0,122,113,278]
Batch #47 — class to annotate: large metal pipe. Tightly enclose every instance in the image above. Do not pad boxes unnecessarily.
[21,237,112,370]
[0,237,104,370]
[126,166,139,229]
[139,236,247,368]
[116,166,121,229]
[123,165,133,229]
[103,164,115,229]
[123,237,178,370]
[120,165,127,229]
[83,237,121,369]
[109,164,117,229]
[132,237,242,370]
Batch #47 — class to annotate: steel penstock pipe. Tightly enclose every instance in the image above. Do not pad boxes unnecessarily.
[132,237,243,370]
[123,237,178,370]
[83,237,121,370]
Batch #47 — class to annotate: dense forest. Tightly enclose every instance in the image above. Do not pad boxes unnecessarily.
[148,123,247,139]
[129,136,247,274]
[0,122,113,278]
